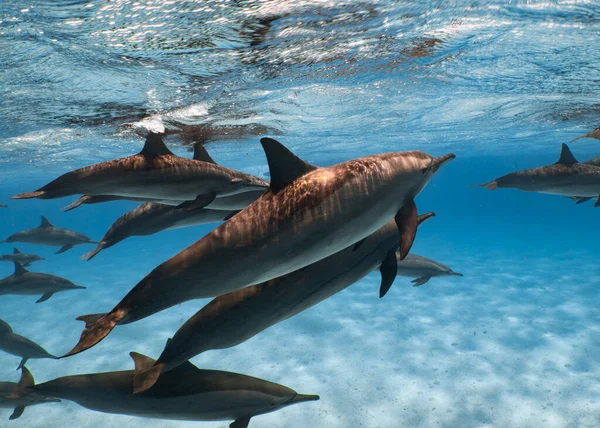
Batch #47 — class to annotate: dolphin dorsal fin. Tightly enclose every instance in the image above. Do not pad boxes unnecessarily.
[6,367,35,400]
[40,216,53,228]
[130,352,157,372]
[557,143,578,166]
[14,261,27,276]
[193,144,217,164]
[140,133,174,157]
[13,247,20,254]
[260,138,317,193]
[0,319,13,334]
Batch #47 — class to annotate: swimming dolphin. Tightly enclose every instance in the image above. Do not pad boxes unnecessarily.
[9,355,318,428]
[0,261,85,303]
[12,133,269,212]
[396,253,462,286]
[0,248,45,267]
[0,216,96,254]
[131,212,435,394]
[82,203,236,261]
[62,138,454,357]
[0,204,7,208]
[0,371,60,420]
[474,144,600,202]
[0,319,57,370]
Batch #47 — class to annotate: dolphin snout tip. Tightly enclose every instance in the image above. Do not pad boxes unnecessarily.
[430,153,456,173]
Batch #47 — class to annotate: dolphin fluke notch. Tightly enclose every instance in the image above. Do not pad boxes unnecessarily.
[260,138,317,193]
[10,190,45,200]
[395,199,418,260]
[60,311,121,358]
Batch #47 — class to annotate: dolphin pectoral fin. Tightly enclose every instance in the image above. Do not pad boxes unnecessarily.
[573,197,592,204]
[10,190,45,200]
[193,143,217,164]
[352,237,367,251]
[36,293,53,303]
[260,137,318,193]
[556,143,578,166]
[61,196,90,212]
[9,405,25,420]
[379,250,398,298]
[411,276,431,287]
[56,245,73,254]
[395,199,418,260]
[60,311,123,358]
[81,243,106,261]
[176,193,217,211]
[417,212,435,225]
[6,367,35,400]
[17,358,28,371]
[230,415,252,428]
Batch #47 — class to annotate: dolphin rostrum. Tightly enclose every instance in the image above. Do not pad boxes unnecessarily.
[12,133,269,211]
[0,261,85,303]
[131,212,435,394]
[0,319,57,370]
[0,371,60,420]
[396,253,462,286]
[0,216,96,254]
[8,355,318,428]
[474,144,600,204]
[0,248,44,267]
[62,138,454,358]
[82,202,236,261]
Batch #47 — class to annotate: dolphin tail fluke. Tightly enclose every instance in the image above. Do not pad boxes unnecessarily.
[60,311,122,358]
[82,243,105,261]
[132,361,165,395]
[290,394,320,404]
[10,190,45,200]
[470,181,498,191]
[56,245,73,254]
[411,276,431,287]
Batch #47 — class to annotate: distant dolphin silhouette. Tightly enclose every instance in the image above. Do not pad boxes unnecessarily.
[396,253,462,286]
[0,248,44,267]
[0,319,57,370]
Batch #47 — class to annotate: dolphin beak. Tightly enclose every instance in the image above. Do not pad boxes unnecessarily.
[430,153,456,174]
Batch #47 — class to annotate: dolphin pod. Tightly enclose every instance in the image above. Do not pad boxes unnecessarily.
[0,319,57,370]
[61,138,454,358]
[130,212,436,394]
[12,133,269,211]
[7,357,318,428]
[0,261,85,303]
[0,216,96,254]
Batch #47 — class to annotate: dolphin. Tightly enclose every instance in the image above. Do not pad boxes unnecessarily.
[0,204,7,208]
[1,372,60,421]
[0,216,96,254]
[62,138,453,358]
[474,144,600,202]
[9,355,318,428]
[131,212,435,394]
[396,253,462,286]
[82,203,236,261]
[59,143,266,212]
[0,319,57,370]
[0,261,85,303]
[12,133,269,212]
[572,126,600,142]
[0,248,45,267]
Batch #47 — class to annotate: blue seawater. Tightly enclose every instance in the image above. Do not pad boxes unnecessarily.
[1,1,600,427]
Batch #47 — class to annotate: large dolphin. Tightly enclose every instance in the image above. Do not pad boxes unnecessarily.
[82,202,236,261]
[63,138,454,357]
[131,212,435,394]
[0,216,96,254]
[396,253,462,286]
[60,144,266,212]
[12,133,269,211]
[8,355,318,428]
[0,248,45,267]
[475,144,600,202]
[1,372,60,420]
[0,261,85,303]
[0,319,57,370]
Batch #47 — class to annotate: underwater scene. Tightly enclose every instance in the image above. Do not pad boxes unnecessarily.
[1,1,600,427]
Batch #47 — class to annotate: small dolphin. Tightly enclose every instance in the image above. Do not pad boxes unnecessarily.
[396,253,462,286]
[572,126,600,142]
[1,371,60,420]
[1,216,96,254]
[12,133,269,212]
[0,319,57,370]
[0,261,85,303]
[0,248,44,267]
[0,204,7,208]
[82,203,235,261]
[62,138,454,357]
[131,212,435,394]
[9,355,318,428]
[474,144,600,201]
